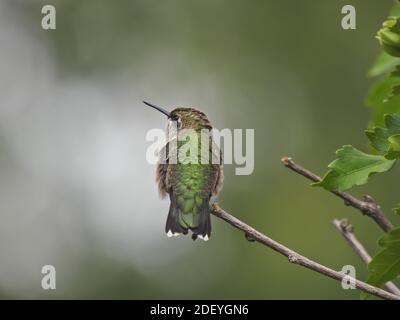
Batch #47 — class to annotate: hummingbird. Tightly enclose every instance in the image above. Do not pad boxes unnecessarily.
[144,101,223,241]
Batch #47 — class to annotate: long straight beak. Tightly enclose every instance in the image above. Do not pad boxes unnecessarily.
[143,100,171,117]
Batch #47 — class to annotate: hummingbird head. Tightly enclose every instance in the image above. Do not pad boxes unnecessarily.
[169,108,212,131]
[143,101,212,131]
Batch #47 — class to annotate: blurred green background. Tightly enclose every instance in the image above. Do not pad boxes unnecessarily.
[0,0,399,299]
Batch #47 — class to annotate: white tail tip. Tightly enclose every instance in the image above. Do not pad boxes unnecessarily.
[198,234,209,241]
[166,230,180,238]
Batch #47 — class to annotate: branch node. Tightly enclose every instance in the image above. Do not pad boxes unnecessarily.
[281,156,292,167]
[363,195,374,203]
[288,254,299,263]
[339,218,353,233]
[245,233,255,242]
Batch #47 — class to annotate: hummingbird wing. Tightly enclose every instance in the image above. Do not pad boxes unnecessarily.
[156,138,192,236]
[211,143,224,197]
[156,140,178,199]
[156,159,168,199]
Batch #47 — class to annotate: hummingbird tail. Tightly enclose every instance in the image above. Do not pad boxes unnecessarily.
[165,195,212,241]
[191,201,212,241]
[165,196,188,237]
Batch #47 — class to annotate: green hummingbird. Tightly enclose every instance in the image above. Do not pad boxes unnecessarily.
[144,101,223,241]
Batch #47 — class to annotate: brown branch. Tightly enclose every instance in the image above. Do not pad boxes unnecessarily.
[281,156,393,232]
[211,204,400,300]
[333,218,400,296]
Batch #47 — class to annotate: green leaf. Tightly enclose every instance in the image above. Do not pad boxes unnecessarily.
[368,52,400,78]
[384,65,400,99]
[387,65,400,99]
[386,113,400,132]
[386,134,400,159]
[368,2,400,77]
[394,207,400,215]
[390,65,400,78]
[392,84,400,97]
[361,227,400,300]
[366,77,400,126]
[313,145,395,192]
[378,228,400,247]
[365,127,391,152]
[366,114,400,153]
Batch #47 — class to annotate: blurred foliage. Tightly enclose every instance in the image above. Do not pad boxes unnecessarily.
[1,0,400,300]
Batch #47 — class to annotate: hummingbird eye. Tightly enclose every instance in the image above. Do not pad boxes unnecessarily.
[168,115,182,130]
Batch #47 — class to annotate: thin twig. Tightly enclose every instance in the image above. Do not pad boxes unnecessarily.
[333,218,400,295]
[211,204,400,300]
[281,156,393,232]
